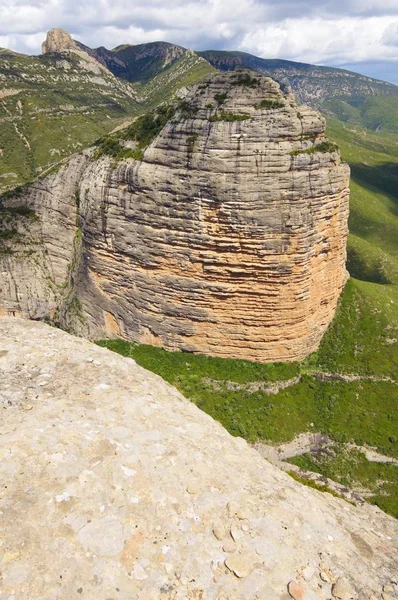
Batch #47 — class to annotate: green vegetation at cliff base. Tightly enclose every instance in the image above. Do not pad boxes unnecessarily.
[288,446,398,518]
[97,276,397,517]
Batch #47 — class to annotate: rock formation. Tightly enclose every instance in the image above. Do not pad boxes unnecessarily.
[42,28,112,75]
[0,317,396,599]
[0,71,350,362]
[41,28,78,55]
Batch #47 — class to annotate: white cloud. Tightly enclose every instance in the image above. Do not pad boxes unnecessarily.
[240,16,398,66]
[383,20,398,46]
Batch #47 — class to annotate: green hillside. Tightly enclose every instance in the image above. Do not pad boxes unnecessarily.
[0,48,140,192]
[324,96,398,132]
[134,51,215,108]
[94,41,215,107]
[326,118,398,285]
[108,41,189,82]
[0,44,214,192]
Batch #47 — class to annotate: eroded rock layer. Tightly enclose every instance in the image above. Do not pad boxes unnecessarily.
[0,318,396,599]
[0,72,350,362]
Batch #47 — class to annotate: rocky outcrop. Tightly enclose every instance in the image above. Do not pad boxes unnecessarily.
[42,28,112,76]
[41,28,78,55]
[0,71,349,362]
[0,317,396,599]
[0,153,90,322]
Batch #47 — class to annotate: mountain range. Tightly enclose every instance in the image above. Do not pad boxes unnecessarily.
[1,28,398,195]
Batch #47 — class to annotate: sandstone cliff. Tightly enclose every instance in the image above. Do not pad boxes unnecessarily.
[0,71,350,362]
[42,28,78,55]
[0,318,396,599]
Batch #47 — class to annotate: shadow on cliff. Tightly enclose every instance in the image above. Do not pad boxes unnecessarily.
[350,162,398,212]
[347,162,398,285]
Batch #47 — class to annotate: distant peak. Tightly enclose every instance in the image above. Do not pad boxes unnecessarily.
[42,28,78,55]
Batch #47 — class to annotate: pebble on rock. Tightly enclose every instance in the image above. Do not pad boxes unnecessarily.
[227,501,240,518]
[187,483,200,495]
[224,554,253,578]
[383,585,394,593]
[213,525,227,541]
[230,525,244,542]
[222,540,237,553]
[236,508,249,520]
[332,577,356,599]
[287,580,305,600]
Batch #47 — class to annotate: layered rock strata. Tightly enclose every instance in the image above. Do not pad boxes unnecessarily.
[0,153,90,324]
[0,72,350,362]
[0,318,396,599]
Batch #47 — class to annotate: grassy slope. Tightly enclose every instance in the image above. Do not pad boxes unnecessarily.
[327,118,398,286]
[0,50,140,192]
[98,278,397,451]
[289,446,398,517]
[134,53,215,108]
[0,48,214,193]
[324,96,398,133]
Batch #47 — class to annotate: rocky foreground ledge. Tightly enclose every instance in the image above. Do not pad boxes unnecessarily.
[0,318,397,600]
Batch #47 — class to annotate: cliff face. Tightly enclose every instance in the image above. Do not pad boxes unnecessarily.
[0,71,350,362]
[41,28,78,55]
[0,318,397,599]
[0,153,89,323]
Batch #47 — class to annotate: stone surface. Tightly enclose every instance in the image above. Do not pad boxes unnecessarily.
[287,580,305,600]
[42,28,78,55]
[224,553,254,578]
[0,317,397,599]
[332,577,357,599]
[0,71,349,363]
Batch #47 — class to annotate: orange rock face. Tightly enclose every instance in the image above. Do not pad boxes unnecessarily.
[77,72,349,361]
[0,72,350,362]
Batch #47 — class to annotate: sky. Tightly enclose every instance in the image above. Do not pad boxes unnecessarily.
[0,0,397,84]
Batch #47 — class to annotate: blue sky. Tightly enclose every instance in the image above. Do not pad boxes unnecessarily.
[0,0,397,84]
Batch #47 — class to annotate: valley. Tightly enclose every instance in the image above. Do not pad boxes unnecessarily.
[0,29,397,521]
